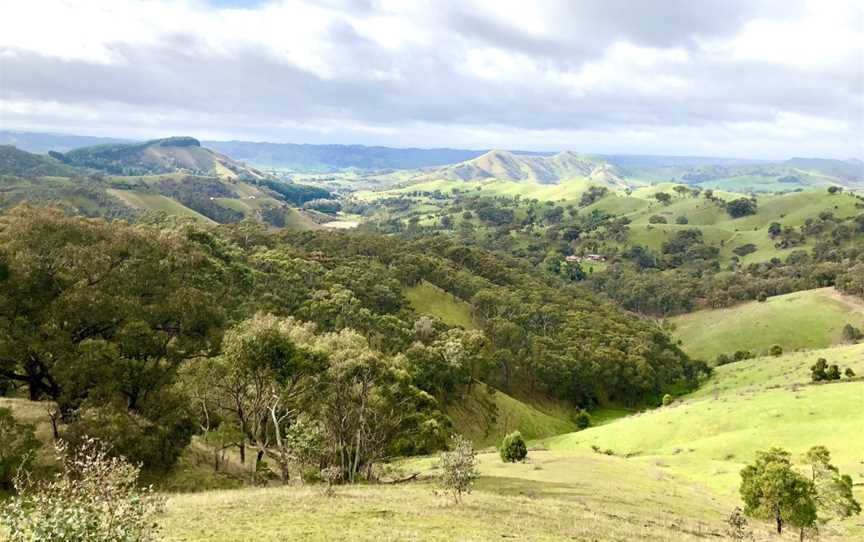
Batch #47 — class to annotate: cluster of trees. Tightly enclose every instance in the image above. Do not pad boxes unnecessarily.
[0,205,705,481]
[810,358,855,382]
[740,446,860,540]
[367,184,862,320]
[588,211,864,316]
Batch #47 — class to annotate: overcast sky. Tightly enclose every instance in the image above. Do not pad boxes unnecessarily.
[1,0,862,158]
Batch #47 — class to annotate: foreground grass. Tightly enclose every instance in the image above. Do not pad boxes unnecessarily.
[162,448,811,542]
[670,287,864,360]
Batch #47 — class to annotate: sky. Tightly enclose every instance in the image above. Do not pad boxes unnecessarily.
[0,0,862,159]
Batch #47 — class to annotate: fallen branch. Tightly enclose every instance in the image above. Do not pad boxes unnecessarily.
[384,472,420,484]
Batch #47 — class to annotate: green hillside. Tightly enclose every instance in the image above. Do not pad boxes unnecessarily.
[57,137,266,179]
[446,383,575,448]
[404,280,477,329]
[107,189,217,224]
[670,287,864,360]
[545,343,864,539]
[0,145,81,177]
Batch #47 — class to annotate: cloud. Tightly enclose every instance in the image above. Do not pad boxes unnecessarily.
[0,0,861,158]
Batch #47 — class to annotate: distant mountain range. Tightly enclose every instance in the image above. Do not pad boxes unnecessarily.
[1,130,861,189]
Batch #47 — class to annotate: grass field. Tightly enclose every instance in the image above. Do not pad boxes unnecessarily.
[670,287,864,360]
[404,280,477,329]
[545,342,864,539]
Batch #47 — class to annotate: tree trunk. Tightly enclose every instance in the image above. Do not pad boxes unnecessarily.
[776,515,782,534]
[239,442,245,464]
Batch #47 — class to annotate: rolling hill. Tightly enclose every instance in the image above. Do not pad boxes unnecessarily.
[545,342,864,539]
[417,150,631,186]
[0,145,82,177]
[52,136,268,179]
[670,287,864,360]
[0,143,336,228]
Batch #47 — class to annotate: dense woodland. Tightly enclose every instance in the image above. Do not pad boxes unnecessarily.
[0,205,706,482]
[367,188,864,316]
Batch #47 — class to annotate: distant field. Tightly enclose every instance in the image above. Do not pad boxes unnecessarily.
[670,287,864,360]
[404,280,477,329]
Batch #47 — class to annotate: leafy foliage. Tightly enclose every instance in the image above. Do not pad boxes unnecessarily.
[499,431,528,463]
[740,447,817,535]
[1,438,164,542]
[438,435,479,503]
[0,408,39,491]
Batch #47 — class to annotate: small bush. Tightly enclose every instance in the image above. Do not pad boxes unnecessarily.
[826,364,842,381]
[845,367,855,378]
[662,394,673,406]
[0,408,39,491]
[733,350,754,361]
[756,292,768,302]
[500,431,528,463]
[675,215,689,225]
[574,410,592,430]
[439,435,479,503]
[769,345,783,357]
[716,353,733,365]
[648,215,667,224]
[1,438,164,542]
[842,323,862,342]
[811,358,829,381]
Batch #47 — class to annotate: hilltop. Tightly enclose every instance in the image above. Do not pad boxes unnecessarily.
[414,150,630,186]
[52,136,268,179]
[0,145,82,177]
[670,287,864,360]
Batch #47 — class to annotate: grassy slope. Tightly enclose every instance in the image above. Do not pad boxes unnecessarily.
[670,287,864,360]
[159,453,754,542]
[545,343,864,539]
[403,280,477,329]
[446,383,575,448]
[106,189,216,224]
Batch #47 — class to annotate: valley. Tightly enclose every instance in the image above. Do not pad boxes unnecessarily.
[0,130,862,542]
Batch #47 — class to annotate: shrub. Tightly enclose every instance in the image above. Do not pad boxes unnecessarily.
[826,364,842,381]
[770,345,783,357]
[648,215,667,224]
[842,323,862,342]
[574,410,592,430]
[726,198,758,218]
[845,367,856,378]
[1,438,164,541]
[438,435,479,503]
[662,394,673,406]
[811,358,829,381]
[734,350,754,361]
[756,292,768,302]
[500,431,528,463]
[733,244,757,257]
[716,353,733,365]
[675,215,689,225]
[0,408,39,491]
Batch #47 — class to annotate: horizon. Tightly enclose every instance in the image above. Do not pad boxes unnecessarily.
[3,128,861,164]
[1,1,862,160]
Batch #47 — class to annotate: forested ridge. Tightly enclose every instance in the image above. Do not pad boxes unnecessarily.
[0,205,705,480]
